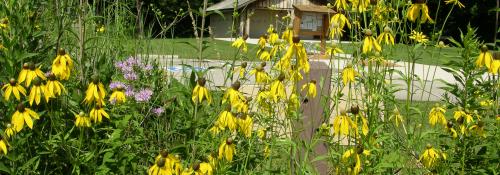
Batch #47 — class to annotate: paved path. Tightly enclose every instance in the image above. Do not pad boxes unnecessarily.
[140,53,466,102]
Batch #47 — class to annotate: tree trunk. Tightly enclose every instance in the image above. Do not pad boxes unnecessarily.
[136,0,144,38]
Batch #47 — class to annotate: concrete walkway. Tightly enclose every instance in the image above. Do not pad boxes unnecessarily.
[142,53,465,102]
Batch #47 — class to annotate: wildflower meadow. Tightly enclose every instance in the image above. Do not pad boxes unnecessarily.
[0,0,499,174]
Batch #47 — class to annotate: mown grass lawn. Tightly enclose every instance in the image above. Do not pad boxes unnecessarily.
[127,38,462,66]
[126,38,260,61]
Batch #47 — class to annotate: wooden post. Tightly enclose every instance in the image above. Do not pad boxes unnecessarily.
[321,14,329,54]
[245,10,250,36]
[297,61,332,174]
[293,10,302,36]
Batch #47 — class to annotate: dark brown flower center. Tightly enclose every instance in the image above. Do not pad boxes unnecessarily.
[157,158,166,167]
[197,78,206,87]
[160,150,169,158]
[292,36,300,43]
[58,48,66,56]
[241,62,247,68]
[16,103,25,112]
[9,78,16,86]
[226,138,233,145]
[278,73,285,81]
[231,81,241,90]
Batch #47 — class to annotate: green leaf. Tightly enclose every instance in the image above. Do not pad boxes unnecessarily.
[0,162,11,174]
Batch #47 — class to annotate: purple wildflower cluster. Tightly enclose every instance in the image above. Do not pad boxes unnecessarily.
[134,88,153,102]
[152,107,165,116]
[114,57,153,81]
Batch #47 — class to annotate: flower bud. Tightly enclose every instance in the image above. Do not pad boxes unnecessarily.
[364,29,372,36]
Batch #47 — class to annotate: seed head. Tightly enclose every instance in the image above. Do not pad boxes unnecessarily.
[364,29,372,36]
[241,62,248,68]
[197,78,206,86]
[231,81,241,90]
[292,35,300,43]
[58,48,66,56]
[226,138,233,145]
[9,78,16,86]
[16,103,25,112]
[350,105,360,115]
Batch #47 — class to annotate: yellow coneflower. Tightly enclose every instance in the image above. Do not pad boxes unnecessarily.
[329,23,344,39]
[377,26,395,45]
[208,153,218,169]
[0,136,7,155]
[11,103,40,132]
[154,150,183,174]
[326,43,344,56]
[446,121,458,138]
[301,80,317,99]
[362,29,382,53]
[287,92,300,113]
[231,35,248,53]
[45,73,66,98]
[342,64,357,85]
[237,62,247,78]
[270,40,285,57]
[222,81,246,107]
[276,36,309,73]
[360,115,369,136]
[2,78,27,101]
[257,35,267,49]
[29,78,51,106]
[218,138,236,162]
[409,30,428,44]
[18,62,46,87]
[0,17,8,30]
[181,162,213,175]
[445,0,465,8]
[249,64,271,84]
[192,78,212,105]
[266,25,274,34]
[469,121,485,138]
[209,122,223,136]
[258,49,271,61]
[407,0,434,23]
[342,146,371,175]
[217,110,238,131]
[489,60,500,74]
[51,48,74,80]
[270,74,286,102]
[429,104,447,127]
[257,128,267,140]
[5,124,15,138]
[83,75,106,106]
[109,86,126,104]
[330,13,351,29]
[453,108,473,124]
[90,104,110,123]
[97,25,105,33]
[75,112,91,128]
[237,114,253,138]
[419,144,442,168]
[351,0,370,13]
[289,67,304,82]
[282,26,294,44]
[389,108,404,127]
[268,33,279,45]
[333,0,348,11]
[148,157,170,175]
[333,110,356,136]
[476,45,494,69]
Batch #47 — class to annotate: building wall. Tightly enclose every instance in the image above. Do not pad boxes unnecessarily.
[209,12,234,38]
[248,9,289,38]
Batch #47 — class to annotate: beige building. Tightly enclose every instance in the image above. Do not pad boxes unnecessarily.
[207,0,335,40]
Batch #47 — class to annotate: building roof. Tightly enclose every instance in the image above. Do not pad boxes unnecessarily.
[207,0,257,11]
[293,4,335,13]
